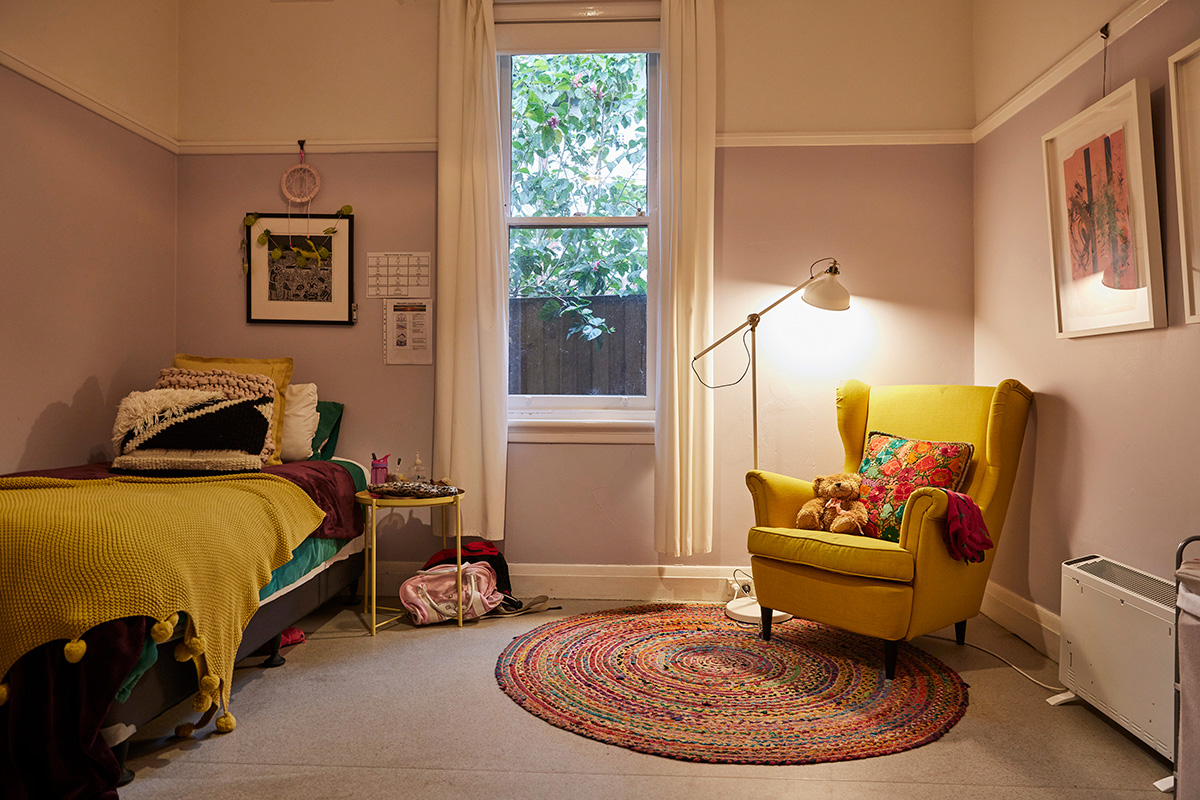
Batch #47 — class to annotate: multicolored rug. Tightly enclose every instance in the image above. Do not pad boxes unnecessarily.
[495,604,969,764]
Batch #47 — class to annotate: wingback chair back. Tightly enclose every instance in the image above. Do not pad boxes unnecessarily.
[746,379,1032,678]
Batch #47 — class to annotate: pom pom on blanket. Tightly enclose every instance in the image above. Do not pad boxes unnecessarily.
[150,621,173,643]
[63,639,86,663]
[192,691,212,713]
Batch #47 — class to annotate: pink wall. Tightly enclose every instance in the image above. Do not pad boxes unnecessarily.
[711,144,976,565]
[975,0,1200,611]
[0,66,176,473]
[2,67,977,575]
[506,144,976,567]
[175,152,438,562]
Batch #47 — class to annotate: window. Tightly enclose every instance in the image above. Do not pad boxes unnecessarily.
[501,49,658,435]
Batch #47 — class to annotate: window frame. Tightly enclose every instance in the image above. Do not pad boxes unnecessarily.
[499,41,659,444]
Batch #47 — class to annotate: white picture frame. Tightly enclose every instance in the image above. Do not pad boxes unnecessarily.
[1041,77,1165,338]
[1170,37,1200,324]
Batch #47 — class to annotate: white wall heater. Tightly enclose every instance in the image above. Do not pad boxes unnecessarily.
[1057,555,1175,760]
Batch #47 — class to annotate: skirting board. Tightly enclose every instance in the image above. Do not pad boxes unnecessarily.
[981,581,1061,660]
[376,559,1061,658]
[375,561,745,604]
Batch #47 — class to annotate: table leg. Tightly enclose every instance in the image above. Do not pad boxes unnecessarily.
[370,500,378,636]
[455,496,463,628]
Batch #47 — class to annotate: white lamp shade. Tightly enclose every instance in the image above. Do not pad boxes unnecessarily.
[801,271,851,311]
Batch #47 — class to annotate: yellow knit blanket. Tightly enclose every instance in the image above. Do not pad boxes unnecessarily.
[0,473,325,732]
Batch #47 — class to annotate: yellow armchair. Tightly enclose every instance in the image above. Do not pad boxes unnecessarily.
[745,379,1032,678]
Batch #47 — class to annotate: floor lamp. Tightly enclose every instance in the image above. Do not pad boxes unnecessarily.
[692,257,851,623]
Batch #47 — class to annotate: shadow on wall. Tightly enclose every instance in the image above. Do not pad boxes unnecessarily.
[374,506,445,563]
[18,376,110,471]
[1026,392,1083,570]
[992,391,1082,603]
[995,399,1039,599]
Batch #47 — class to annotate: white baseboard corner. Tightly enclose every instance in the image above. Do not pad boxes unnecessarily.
[981,581,1060,660]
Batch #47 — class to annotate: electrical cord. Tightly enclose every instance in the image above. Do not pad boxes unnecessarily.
[731,568,754,596]
[926,634,1067,692]
[690,328,753,389]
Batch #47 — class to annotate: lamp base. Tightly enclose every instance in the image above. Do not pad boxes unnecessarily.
[725,596,793,625]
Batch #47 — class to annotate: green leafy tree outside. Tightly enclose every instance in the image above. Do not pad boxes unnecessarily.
[509,53,648,343]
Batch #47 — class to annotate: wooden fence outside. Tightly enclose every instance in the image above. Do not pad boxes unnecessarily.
[509,295,647,395]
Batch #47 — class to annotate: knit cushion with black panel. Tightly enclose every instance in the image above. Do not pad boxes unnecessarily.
[110,388,272,476]
[155,368,277,463]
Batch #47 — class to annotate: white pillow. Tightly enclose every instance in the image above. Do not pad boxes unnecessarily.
[280,383,320,461]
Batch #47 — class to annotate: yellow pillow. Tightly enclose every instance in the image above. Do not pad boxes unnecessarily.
[173,354,293,465]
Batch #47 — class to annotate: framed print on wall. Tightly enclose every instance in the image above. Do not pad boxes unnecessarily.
[1042,77,1164,338]
[1170,37,1200,324]
[245,212,354,324]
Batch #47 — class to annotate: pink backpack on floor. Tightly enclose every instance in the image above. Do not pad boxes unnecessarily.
[399,561,504,625]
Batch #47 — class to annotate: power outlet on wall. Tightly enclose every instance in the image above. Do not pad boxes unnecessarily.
[727,576,754,597]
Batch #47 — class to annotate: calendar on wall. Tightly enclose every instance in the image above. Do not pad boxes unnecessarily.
[366,251,431,298]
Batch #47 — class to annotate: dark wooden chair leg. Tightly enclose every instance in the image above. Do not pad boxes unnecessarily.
[760,605,773,641]
[344,578,361,605]
[261,632,286,668]
[955,619,967,645]
[884,640,898,680]
[114,739,135,787]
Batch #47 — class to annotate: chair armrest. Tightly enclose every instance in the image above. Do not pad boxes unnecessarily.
[900,486,994,637]
[745,470,816,528]
[898,486,951,554]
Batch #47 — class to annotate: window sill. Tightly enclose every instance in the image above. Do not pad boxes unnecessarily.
[507,416,654,444]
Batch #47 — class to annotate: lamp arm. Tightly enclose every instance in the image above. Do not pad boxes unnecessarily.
[747,274,818,324]
[692,313,757,361]
[691,257,839,363]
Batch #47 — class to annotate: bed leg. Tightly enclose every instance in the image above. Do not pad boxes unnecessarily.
[344,578,361,605]
[261,633,286,668]
[114,739,135,787]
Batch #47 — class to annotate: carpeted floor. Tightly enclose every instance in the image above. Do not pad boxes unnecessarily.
[119,599,1171,800]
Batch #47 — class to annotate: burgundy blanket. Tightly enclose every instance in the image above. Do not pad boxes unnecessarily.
[265,461,363,540]
[0,460,362,798]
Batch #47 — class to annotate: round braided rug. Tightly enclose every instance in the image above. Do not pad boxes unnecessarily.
[495,604,969,764]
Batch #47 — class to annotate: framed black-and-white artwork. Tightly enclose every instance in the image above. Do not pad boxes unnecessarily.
[1041,77,1164,338]
[1170,37,1200,324]
[245,212,354,324]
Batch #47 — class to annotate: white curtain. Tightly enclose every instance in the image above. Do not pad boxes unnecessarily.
[655,0,716,556]
[435,0,508,540]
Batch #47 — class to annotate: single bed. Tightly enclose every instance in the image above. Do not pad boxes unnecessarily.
[0,370,367,799]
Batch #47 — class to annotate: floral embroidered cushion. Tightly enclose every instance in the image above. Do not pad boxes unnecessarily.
[857,432,974,542]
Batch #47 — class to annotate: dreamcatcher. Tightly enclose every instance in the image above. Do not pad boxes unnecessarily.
[281,139,321,205]
[241,140,351,286]
[276,140,328,272]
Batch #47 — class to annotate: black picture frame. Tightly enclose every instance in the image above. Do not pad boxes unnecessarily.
[245,212,354,325]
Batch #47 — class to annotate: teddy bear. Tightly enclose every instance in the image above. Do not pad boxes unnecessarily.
[795,472,870,535]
